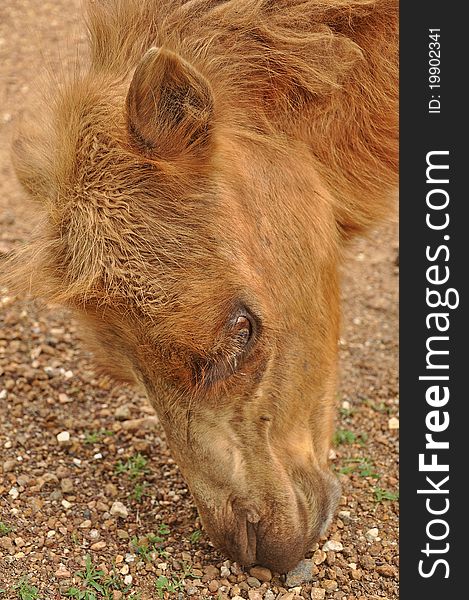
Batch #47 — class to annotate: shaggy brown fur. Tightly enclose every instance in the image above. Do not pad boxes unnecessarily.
[2,0,398,572]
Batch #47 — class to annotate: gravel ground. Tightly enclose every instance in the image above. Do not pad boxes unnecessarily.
[0,2,399,599]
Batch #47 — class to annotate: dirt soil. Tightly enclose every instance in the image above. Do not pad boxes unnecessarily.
[0,2,399,599]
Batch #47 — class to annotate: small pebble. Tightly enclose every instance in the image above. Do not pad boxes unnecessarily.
[8,487,19,500]
[55,564,71,579]
[322,540,343,552]
[3,460,16,473]
[110,501,129,519]
[249,566,272,582]
[311,589,326,600]
[365,528,380,542]
[246,576,261,588]
[57,431,70,444]
[220,565,230,578]
[115,405,131,420]
[313,550,327,565]
[105,483,118,497]
[322,579,338,591]
[376,564,397,577]
[208,580,219,592]
[204,565,220,579]
[388,417,399,430]
[90,541,107,551]
[117,529,129,540]
[60,479,74,494]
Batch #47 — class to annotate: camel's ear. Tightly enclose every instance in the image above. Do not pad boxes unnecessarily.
[126,47,214,160]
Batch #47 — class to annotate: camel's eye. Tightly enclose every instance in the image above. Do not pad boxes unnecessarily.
[232,314,253,346]
[191,307,259,387]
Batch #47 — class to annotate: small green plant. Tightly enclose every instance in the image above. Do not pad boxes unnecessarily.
[71,532,80,546]
[339,457,380,479]
[0,522,12,536]
[364,399,393,414]
[66,555,105,599]
[131,537,153,563]
[154,576,184,598]
[333,429,357,445]
[333,429,368,446]
[131,482,149,503]
[189,529,202,544]
[65,555,129,600]
[115,454,148,479]
[84,430,114,445]
[156,523,170,536]
[374,487,399,503]
[13,577,39,600]
[132,524,171,562]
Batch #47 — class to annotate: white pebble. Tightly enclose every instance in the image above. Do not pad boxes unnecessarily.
[57,431,70,443]
[220,566,231,578]
[110,501,129,519]
[0,389,7,400]
[365,527,380,542]
[61,500,72,509]
[322,540,343,552]
[9,487,19,500]
[290,587,302,595]
[341,400,350,411]
[388,417,399,430]
[93,453,103,460]
[124,574,132,585]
